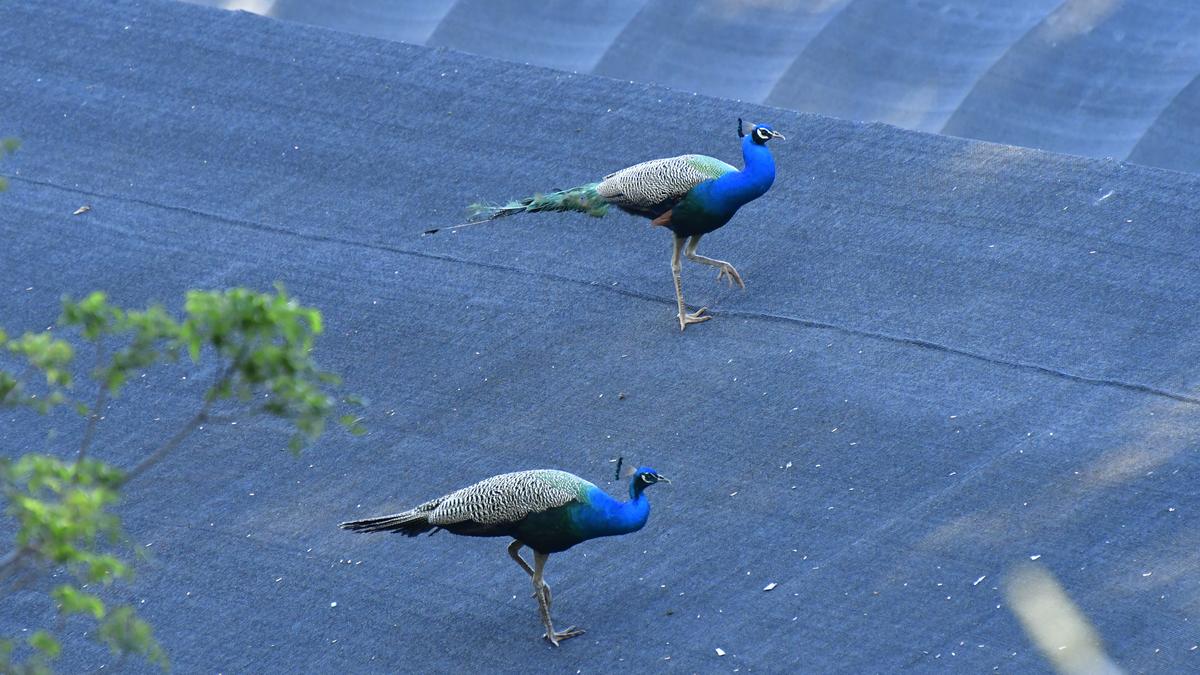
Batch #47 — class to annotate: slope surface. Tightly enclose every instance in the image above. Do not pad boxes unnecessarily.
[1127,73,1200,175]
[3,1,1200,672]
[592,0,849,103]
[426,0,646,74]
[764,0,1061,132]
[271,0,456,44]
[183,0,1200,172]
[942,1,1200,159]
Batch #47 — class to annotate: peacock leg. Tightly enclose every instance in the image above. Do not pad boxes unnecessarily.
[685,234,745,289]
[672,234,711,331]
[532,552,585,646]
[510,540,552,604]
[508,540,534,578]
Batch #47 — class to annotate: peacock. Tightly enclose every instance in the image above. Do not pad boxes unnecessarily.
[339,461,669,646]
[426,119,784,330]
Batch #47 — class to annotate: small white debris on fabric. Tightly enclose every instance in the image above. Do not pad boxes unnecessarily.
[715,648,725,656]
[73,205,91,215]
[763,582,778,592]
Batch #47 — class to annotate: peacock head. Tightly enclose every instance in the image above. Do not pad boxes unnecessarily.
[738,118,786,145]
[622,463,670,497]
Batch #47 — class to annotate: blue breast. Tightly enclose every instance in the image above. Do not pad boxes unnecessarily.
[512,486,649,554]
[668,136,776,237]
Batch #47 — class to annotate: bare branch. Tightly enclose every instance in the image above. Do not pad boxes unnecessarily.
[77,385,108,464]
[0,546,31,582]
[121,404,210,485]
[78,341,109,463]
[121,361,235,485]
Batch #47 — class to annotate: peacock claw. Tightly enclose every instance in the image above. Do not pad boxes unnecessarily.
[716,264,745,289]
[678,307,711,331]
[543,626,586,646]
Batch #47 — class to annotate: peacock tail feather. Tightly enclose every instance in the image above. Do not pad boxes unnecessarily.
[469,182,609,222]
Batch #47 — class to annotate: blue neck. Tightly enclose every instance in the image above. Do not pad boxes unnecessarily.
[709,135,776,208]
[612,480,650,533]
[629,478,650,501]
[579,480,650,537]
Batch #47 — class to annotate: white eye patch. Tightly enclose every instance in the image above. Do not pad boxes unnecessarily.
[755,127,770,141]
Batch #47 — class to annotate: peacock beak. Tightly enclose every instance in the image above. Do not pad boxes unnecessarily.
[771,130,786,141]
[657,475,672,484]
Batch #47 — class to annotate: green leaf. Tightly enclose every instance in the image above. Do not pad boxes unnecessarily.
[339,414,367,436]
[104,368,127,392]
[28,631,61,659]
[5,454,128,585]
[61,292,122,340]
[7,331,75,389]
[98,606,168,670]
[53,585,106,619]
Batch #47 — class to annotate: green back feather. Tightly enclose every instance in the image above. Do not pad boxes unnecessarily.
[686,155,738,180]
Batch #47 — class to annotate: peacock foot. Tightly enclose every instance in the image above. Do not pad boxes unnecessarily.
[678,307,711,331]
[716,263,745,289]
[544,626,586,647]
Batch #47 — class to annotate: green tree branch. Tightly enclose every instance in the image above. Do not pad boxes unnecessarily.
[1,286,363,672]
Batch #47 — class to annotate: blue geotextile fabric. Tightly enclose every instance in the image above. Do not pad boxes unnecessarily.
[270,0,457,46]
[2,1,1200,672]
[941,1,1200,161]
[592,0,846,104]
[764,0,1062,133]
[186,0,1200,173]
[426,0,645,74]
[1128,74,1200,175]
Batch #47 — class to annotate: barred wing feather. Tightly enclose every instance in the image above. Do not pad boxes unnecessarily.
[597,154,736,217]
[420,470,590,526]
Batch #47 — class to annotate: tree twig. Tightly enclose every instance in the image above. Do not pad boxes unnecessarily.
[0,546,31,582]
[121,361,235,485]
[121,404,210,485]
[77,341,109,464]
[77,384,108,464]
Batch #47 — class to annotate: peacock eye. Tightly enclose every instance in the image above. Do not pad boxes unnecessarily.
[755,127,770,141]
[641,474,652,483]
